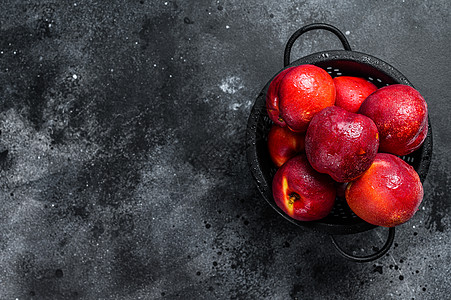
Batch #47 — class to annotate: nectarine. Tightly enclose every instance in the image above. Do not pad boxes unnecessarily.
[277,64,336,132]
[272,154,336,221]
[358,84,428,156]
[267,124,305,168]
[305,106,379,182]
[333,76,377,113]
[345,153,424,227]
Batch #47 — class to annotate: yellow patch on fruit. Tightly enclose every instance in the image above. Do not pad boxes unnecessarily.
[282,177,294,216]
[282,176,289,196]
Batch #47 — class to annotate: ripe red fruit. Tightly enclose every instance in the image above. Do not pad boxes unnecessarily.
[267,124,305,168]
[272,154,336,221]
[273,64,336,132]
[359,84,428,156]
[333,76,377,113]
[346,153,424,227]
[305,106,379,182]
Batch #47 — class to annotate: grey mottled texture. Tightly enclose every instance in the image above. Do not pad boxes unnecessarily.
[0,0,449,299]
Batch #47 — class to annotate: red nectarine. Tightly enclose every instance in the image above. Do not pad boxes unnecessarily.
[305,106,379,182]
[272,154,336,221]
[359,84,428,156]
[267,124,305,168]
[277,64,336,132]
[345,153,424,227]
[333,76,377,113]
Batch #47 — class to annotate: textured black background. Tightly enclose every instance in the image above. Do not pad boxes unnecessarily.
[0,1,450,299]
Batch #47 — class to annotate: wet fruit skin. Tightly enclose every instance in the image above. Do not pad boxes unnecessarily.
[277,64,336,132]
[272,154,336,221]
[358,84,428,156]
[345,153,424,227]
[305,106,379,183]
[333,76,377,113]
[266,67,293,127]
[267,124,305,168]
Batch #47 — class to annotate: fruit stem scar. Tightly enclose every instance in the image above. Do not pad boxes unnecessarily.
[288,192,300,205]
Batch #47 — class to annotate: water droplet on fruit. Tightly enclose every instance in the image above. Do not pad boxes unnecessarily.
[385,174,401,189]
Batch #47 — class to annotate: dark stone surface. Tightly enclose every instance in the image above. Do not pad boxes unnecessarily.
[0,1,449,299]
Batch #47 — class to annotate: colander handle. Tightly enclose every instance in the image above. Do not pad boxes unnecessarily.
[330,227,395,263]
[284,23,352,67]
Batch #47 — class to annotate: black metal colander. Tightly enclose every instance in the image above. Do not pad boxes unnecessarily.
[246,23,433,262]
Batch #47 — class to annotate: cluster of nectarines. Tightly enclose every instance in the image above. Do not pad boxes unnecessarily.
[266,64,427,227]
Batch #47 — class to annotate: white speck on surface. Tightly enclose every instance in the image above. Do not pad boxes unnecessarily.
[153,64,157,67]
[219,76,244,94]
[164,1,168,5]
[13,51,16,55]
[345,30,350,35]
[169,74,172,78]
[72,74,78,79]
[231,103,242,110]
[226,25,230,29]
